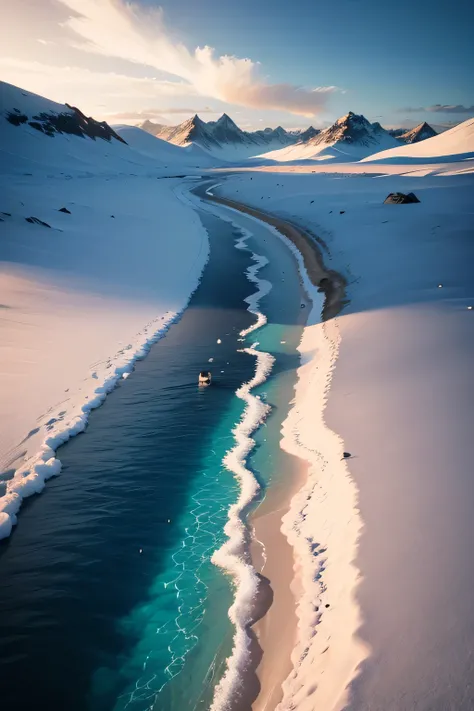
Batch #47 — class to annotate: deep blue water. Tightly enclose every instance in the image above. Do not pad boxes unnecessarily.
[0,204,307,711]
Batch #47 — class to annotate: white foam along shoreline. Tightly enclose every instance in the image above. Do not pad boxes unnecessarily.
[0,216,210,541]
[0,311,192,541]
[195,185,368,711]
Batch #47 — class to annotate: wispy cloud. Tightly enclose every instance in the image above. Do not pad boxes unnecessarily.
[0,57,193,116]
[400,104,474,114]
[55,0,338,117]
[106,106,217,122]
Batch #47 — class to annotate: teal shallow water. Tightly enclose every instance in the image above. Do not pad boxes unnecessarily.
[0,205,307,711]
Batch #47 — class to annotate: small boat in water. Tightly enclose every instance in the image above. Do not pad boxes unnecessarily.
[198,370,212,386]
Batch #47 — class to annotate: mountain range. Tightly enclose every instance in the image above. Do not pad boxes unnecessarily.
[141,113,299,159]
[5,78,467,171]
[139,112,438,162]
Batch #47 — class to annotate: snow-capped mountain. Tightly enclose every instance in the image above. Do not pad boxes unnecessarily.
[153,114,223,152]
[311,113,396,149]
[0,81,216,175]
[297,125,321,142]
[140,113,298,160]
[257,112,401,163]
[397,122,437,144]
[2,82,126,145]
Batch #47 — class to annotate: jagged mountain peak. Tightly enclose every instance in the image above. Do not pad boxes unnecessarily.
[298,125,320,142]
[308,111,394,149]
[140,112,312,158]
[215,112,237,125]
[399,122,437,144]
[188,113,206,127]
[335,111,371,128]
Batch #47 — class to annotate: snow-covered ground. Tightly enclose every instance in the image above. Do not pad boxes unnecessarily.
[363,116,474,163]
[0,83,210,538]
[214,151,474,708]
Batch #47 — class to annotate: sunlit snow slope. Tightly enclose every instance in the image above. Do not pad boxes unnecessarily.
[362,117,474,163]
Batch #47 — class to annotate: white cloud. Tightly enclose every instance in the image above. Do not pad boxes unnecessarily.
[105,106,217,123]
[0,57,193,114]
[56,0,336,117]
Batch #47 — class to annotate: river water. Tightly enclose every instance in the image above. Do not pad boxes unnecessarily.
[0,200,307,711]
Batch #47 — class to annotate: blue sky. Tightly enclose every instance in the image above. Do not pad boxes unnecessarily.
[2,0,473,129]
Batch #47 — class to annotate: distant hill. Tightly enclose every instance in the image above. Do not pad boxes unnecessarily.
[397,122,437,144]
[388,127,408,138]
[361,117,474,163]
[297,125,321,142]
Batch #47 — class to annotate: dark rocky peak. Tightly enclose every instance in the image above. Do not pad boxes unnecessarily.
[5,100,127,144]
[298,125,320,142]
[399,122,437,143]
[312,111,383,146]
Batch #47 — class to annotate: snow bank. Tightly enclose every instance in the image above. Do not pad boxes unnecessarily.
[215,161,474,708]
[258,135,397,163]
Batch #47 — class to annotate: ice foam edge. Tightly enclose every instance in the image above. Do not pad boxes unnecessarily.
[194,182,369,711]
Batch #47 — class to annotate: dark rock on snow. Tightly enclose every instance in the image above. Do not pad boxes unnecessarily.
[6,109,28,126]
[6,102,127,145]
[384,192,420,204]
[25,216,51,228]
